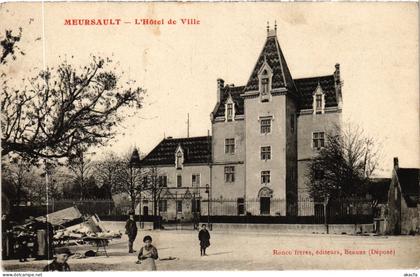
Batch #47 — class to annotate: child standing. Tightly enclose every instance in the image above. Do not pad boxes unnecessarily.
[137,235,158,271]
[198,224,211,256]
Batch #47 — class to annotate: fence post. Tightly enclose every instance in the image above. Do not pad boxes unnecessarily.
[323,199,329,234]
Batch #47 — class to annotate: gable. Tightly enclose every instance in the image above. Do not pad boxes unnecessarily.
[213,85,245,118]
[244,36,297,95]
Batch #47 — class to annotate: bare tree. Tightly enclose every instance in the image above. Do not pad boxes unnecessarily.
[1,156,32,205]
[67,148,93,200]
[141,166,165,217]
[92,151,120,199]
[112,150,145,211]
[0,28,24,64]
[1,56,145,161]
[306,123,381,202]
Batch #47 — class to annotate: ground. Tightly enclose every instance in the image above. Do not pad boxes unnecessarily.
[3,227,420,271]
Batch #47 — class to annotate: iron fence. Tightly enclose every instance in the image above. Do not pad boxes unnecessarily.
[11,196,374,224]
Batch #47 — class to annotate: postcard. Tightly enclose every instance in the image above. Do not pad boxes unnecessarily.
[1,2,419,272]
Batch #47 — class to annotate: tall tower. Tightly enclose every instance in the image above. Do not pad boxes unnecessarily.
[242,24,298,216]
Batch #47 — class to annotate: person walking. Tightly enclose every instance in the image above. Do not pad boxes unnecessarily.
[125,211,138,253]
[198,224,210,256]
[136,235,158,270]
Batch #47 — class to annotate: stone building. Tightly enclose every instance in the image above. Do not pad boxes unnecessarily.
[141,26,343,219]
[386,158,420,235]
[140,136,212,221]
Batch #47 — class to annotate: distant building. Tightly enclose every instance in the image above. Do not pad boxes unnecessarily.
[367,178,391,234]
[386,157,420,235]
[140,136,211,221]
[141,26,343,220]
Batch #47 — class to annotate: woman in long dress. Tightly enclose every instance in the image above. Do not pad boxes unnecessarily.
[137,235,158,271]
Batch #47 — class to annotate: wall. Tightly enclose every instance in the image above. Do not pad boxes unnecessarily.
[400,200,419,235]
[211,119,246,200]
[297,111,341,198]
[204,222,373,235]
[285,95,298,215]
[140,164,211,221]
[385,169,401,235]
[244,94,287,215]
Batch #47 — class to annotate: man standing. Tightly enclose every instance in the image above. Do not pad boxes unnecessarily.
[198,224,210,256]
[125,211,138,253]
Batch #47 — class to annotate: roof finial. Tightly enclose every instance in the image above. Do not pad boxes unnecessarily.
[267,21,269,35]
[274,20,277,33]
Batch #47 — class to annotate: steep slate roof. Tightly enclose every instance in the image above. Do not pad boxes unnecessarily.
[214,85,245,118]
[244,35,297,95]
[397,168,419,207]
[211,32,342,115]
[368,178,391,204]
[141,136,212,166]
[294,75,338,110]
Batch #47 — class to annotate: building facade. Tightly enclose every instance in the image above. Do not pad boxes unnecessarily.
[385,158,420,235]
[140,136,212,221]
[141,26,343,220]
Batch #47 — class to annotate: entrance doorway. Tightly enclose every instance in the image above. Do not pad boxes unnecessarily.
[143,206,149,216]
[260,197,270,215]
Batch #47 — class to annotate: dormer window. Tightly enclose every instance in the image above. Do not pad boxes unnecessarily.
[313,83,325,114]
[225,95,235,122]
[258,62,273,102]
[175,145,184,169]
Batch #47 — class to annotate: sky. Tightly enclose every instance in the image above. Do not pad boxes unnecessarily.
[0,2,419,177]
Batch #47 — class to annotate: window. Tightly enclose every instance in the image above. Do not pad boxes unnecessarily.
[192,174,200,186]
[225,138,235,154]
[237,198,245,215]
[316,95,322,109]
[261,146,271,160]
[159,200,167,212]
[261,171,271,184]
[158,176,167,187]
[176,200,183,213]
[313,84,325,114]
[315,94,323,114]
[224,166,235,183]
[260,118,271,134]
[226,103,233,121]
[312,132,325,149]
[176,150,183,169]
[177,174,182,187]
[261,77,269,95]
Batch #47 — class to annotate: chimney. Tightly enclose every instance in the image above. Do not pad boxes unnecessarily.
[217,78,225,103]
[334,63,343,108]
[393,157,399,169]
[334,63,340,81]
